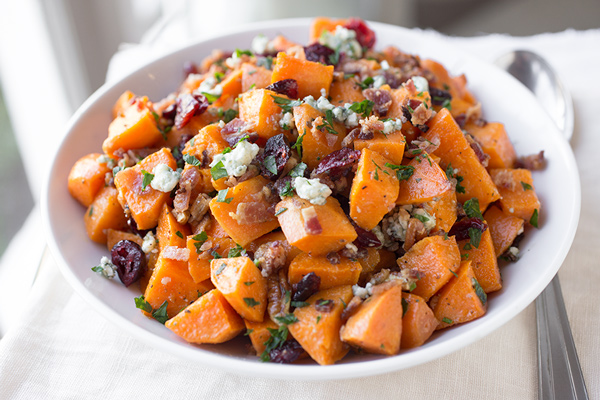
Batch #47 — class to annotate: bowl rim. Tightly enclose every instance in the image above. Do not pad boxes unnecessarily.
[41,17,581,380]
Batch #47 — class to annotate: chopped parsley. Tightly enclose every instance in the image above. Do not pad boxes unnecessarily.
[472,278,487,306]
[234,49,253,58]
[463,198,483,220]
[141,170,154,191]
[292,130,305,159]
[385,163,415,181]
[202,92,220,104]
[521,181,533,191]
[280,180,294,197]
[357,76,374,90]
[134,295,169,324]
[291,301,309,308]
[467,227,482,248]
[275,314,299,325]
[210,160,228,181]
[316,315,322,324]
[88,207,93,217]
[441,98,452,110]
[244,329,254,336]
[274,207,288,216]
[270,95,303,113]
[288,162,307,178]
[263,155,278,175]
[348,99,374,118]
[317,109,338,135]
[244,281,255,286]
[260,325,288,362]
[227,243,246,258]
[191,231,208,254]
[445,163,465,194]
[413,213,430,224]
[214,262,227,275]
[175,231,183,239]
[401,298,409,317]
[257,56,273,70]
[530,209,539,228]
[183,154,202,167]
[216,189,233,204]
[243,297,260,308]
[442,317,453,324]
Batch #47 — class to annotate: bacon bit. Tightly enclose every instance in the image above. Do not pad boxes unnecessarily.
[163,246,190,262]
[403,218,427,251]
[407,136,440,157]
[491,169,517,190]
[409,101,432,126]
[232,201,273,225]
[404,79,418,96]
[363,88,392,117]
[517,151,546,171]
[340,296,363,321]
[359,115,384,138]
[302,206,322,235]
[465,102,482,124]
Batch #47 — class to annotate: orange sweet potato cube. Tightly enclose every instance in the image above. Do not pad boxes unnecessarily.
[289,285,353,365]
[102,98,163,157]
[428,188,458,232]
[271,52,334,99]
[213,69,242,109]
[241,63,272,92]
[401,293,437,349]
[489,168,541,222]
[113,148,177,230]
[432,261,487,330]
[329,75,365,106]
[354,131,406,165]
[484,205,525,256]
[340,282,403,355]
[292,104,346,169]
[208,176,280,246]
[288,252,362,289]
[84,186,128,244]
[106,229,143,252]
[238,89,288,144]
[156,203,190,251]
[309,17,347,42]
[276,196,357,256]
[210,256,267,322]
[68,153,112,207]
[187,235,237,283]
[465,121,516,169]
[349,148,399,230]
[424,108,500,210]
[245,315,281,355]
[397,235,461,301]
[458,226,502,293]
[396,152,452,205]
[165,289,244,344]
[144,253,214,319]
[112,90,135,119]
[182,123,230,164]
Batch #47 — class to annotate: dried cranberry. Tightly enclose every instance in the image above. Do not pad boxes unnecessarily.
[127,216,149,237]
[269,340,303,364]
[220,118,258,147]
[162,103,177,121]
[363,88,392,117]
[173,133,193,168]
[266,79,299,99]
[260,134,291,180]
[183,61,198,76]
[312,148,361,179]
[111,240,146,287]
[274,176,293,197]
[383,70,403,89]
[174,93,209,129]
[344,18,376,49]
[304,43,336,66]
[449,217,488,241]
[350,220,382,248]
[454,114,467,128]
[429,87,452,106]
[292,272,321,302]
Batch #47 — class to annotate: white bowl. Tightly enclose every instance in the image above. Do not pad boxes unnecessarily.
[42,18,580,380]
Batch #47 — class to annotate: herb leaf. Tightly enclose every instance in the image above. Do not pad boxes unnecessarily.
[463,198,483,220]
[263,155,278,175]
[260,325,288,362]
[152,301,169,324]
[210,160,228,181]
[192,231,208,254]
[292,130,305,159]
[530,209,539,228]
[141,170,154,191]
[270,95,303,113]
[288,162,307,178]
[521,181,533,191]
[385,163,415,181]
[274,207,288,216]
[243,297,260,308]
[228,243,246,258]
[183,154,202,166]
[280,181,294,197]
[202,92,220,104]
[445,163,465,194]
[357,76,374,90]
[274,314,299,325]
[467,227,482,248]
[471,277,487,305]
[134,295,153,313]
[216,189,233,203]
[348,99,374,118]
[442,317,453,324]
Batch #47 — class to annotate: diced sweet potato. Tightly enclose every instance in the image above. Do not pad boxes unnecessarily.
[458,227,502,293]
[353,131,406,165]
[156,203,190,251]
[209,176,279,246]
[397,235,461,301]
[210,257,267,322]
[68,153,112,207]
[386,86,432,122]
[84,186,128,244]
[340,282,403,355]
[271,52,334,99]
[489,168,541,222]
[113,148,177,230]
[102,98,163,157]
[401,293,437,349]
[288,252,362,289]
[465,121,516,169]
[329,75,365,106]
[182,123,229,164]
[276,196,357,256]
[309,17,347,42]
[238,89,288,144]
[396,152,452,205]
[112,90,135,119]
[245,315,280,355]
[292,104,347,169]
[422,59,477,114]
[424,108,500,210]
[484,205,525,256]
[349,148,399,230]
[144,253,214,319]
[428,188,457,232]
[166,289,244,344]
[106,229,143,252]
[432,261,487,330]
[187,236,237,284]
[213,69,242,109]
[288,285,353,365]
[241,63,272,92]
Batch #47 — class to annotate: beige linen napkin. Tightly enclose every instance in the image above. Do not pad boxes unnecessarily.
[0,29,598,399]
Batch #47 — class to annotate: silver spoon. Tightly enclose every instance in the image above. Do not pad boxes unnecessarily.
[495,50,587,400]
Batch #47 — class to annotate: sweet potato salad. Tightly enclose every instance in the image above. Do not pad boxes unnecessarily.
[68,17,543,365]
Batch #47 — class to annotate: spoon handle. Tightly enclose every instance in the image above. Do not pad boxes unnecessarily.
[536,275,589,399]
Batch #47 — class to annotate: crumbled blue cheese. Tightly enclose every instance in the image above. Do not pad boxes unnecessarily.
[142,231,158,254]
[507,246,520,258]
[225,53,243,69]
[280,112,295,130]
[151,164,181,192]
[210,140,260,177]
[96,154,116,168]
[218,120,226,128]
[303,93,360,128]
[411,76,429,93]
[251,34,274,55]
[382,118,405,134]
[319,25,362,59]
[412,208,437,232]
[383,209,410,241]
[373,75,386,89]
[98,256,116,279]
[293,177,332,205]
[352,282,373,299]
[198,76,223,97]
[380,60,390,70]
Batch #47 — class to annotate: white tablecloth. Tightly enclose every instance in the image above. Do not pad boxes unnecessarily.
[1,25,599,399]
